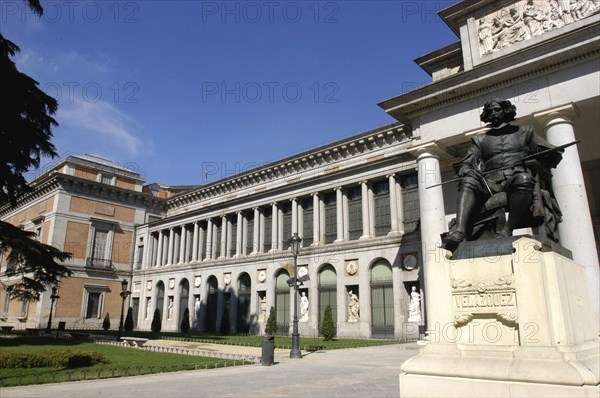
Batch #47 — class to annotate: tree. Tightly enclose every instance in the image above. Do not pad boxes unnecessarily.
[320,305,336,341]
[102,313,111,331]
[180,308,190,334]
[264,306,277,336]
[0,0,72,302]
[151,309,162,333]
[124,307,134,332]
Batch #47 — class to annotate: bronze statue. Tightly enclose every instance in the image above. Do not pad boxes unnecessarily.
[443,99,565,248]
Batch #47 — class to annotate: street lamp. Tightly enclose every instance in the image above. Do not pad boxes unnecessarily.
[118,279,131,340]
[45,286,60,334]
[289,232,303,359]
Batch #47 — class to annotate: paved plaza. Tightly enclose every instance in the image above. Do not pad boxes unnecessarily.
[2,342,420,398]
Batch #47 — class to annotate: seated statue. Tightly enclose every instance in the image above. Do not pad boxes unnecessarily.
[443,99,564,250]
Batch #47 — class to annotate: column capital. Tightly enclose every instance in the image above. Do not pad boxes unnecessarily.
[311,192,320,197]
[386,173,397,179]
[533,103,580,128]
[334,186,343,191]
[409,141,446,160]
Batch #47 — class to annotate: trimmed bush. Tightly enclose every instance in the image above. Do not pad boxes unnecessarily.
[180,308,190,334]
[0,350,109,369]
[124,307,134,332]
[102,313,110,331]
[151,308,162,333]
[320,305,336,341]
[264,306,277,336]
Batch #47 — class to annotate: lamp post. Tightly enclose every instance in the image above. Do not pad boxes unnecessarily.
[45,286,60,334]
[118,279,131,340]
[289,232,302,359]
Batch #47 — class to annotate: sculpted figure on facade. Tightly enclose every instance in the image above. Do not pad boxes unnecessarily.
[407,286,422,323]
[443,99,565,248]
[300,292,309,322]
[146,298,151,320]
[167,297,174,320]
[348,290,360,321]
[477,0,600,55]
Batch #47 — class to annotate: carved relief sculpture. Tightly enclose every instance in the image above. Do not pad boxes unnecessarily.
[477,0,599,55]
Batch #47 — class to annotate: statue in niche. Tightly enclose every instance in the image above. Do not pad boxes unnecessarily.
[348,290,360,322]
[442,99,567,250]
[194,296,201,319]
[167,297,173,320]
[300,292,309,322]
[258,295,267,322]
[407,286,422,323]
[146,298,151,320]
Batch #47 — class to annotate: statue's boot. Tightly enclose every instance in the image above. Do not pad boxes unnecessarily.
[496,191,533,237]
[444,190,476,245]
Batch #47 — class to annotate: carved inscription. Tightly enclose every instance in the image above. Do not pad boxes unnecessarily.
[454,291,515,309]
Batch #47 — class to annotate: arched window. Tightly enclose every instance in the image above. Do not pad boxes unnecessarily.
[179,279,190,329]
[205,276,218,333]
[318,264,337,330]
[370,259,394,338]
[155,281,165,320]
[237,273,251,333]
[275,270,290,335]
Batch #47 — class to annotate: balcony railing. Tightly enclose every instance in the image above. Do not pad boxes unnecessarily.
[85,257,113,269]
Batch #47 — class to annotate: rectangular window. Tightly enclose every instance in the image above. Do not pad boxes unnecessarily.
[87,221,114,269]
[323,192,336,244]
[302,198,313,247]
[215,220,222,258]
[136,245,143,270]
[230,220,237,257]
[263,208,272,252]
[347,186,362,241]
[246,213,254,255]
[201,223,208,260]
[100,173,114,185]
[20,300,29,318]
[84,291,103,319]
[281,203,292,250]
[373,180,391,237]
[401,173,420,233]
[2,291,11,316]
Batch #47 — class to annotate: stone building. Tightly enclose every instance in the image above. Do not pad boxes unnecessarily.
[2,0,598,338]
[0,154,163,330]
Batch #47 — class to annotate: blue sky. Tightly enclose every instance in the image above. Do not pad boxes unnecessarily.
[2,0,458,185]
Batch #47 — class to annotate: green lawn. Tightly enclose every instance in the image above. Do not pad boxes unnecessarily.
[0,337,251,387]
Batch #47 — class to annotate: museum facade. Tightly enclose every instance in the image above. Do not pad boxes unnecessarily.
[1,0,598,338]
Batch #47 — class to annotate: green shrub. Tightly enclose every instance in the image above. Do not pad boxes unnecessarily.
[0,350,109,369]
[320,305,336,341]
[264,306,277,336]
[102,313,110,331]
[151,308,162,333]
[180,308,190,334]
[124,307,134,332]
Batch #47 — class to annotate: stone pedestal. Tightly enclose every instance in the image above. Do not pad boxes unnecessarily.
[400,237,599,397]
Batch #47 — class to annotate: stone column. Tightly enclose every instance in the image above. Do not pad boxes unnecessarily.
[259,208,265,253]
[206,219,213,260]
[235,212,243,257]
[396,179,405,233]
[342,189,349,241]
[388,174,400,235]
[335,187,344,242]
[198,223,205,261]
[167,228,175,265]
[360,181,371,240]
[271,203,279,251]
[156,230,163,267]
[212,221,219,260]
[534,104,600,326]
[221,215,228,259]
[291,198,298,235]
[312,193,320,245]
[146,233,154,269]
[178,226,186,264]
[252,207,260,254]
[192,221,199,261]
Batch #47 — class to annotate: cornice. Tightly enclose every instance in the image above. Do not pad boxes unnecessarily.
[379,21,600,124]
[167,123,407,211]
[1,173,167,218]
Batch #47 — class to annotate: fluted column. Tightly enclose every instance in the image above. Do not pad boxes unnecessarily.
[396,178,405,233]
[312,193,320,245]
[360,181,371,240]
[235,212,243,257]
[206,219,213,260]
[252,208,260,254]
[534,104,599,326]
[156,230,163,267]
[178,226,186,263]
[167,228,175,265]
[192,221,199,261]
[388,174,400,235]
[335,187,344,242]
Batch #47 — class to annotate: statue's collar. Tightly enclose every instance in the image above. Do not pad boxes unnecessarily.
[488,122,509,130]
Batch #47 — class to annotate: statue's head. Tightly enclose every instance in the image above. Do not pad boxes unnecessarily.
[480,99,517,126]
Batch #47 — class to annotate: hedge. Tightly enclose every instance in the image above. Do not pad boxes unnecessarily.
[0,350,110,369]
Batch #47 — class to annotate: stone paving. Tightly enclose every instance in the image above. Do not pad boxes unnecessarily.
[2,340,420,397]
